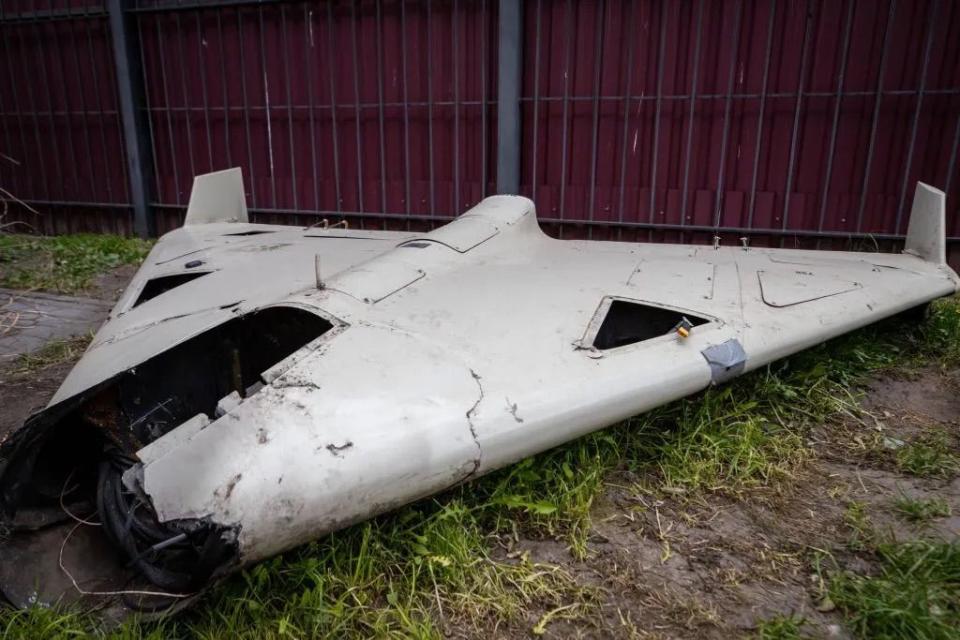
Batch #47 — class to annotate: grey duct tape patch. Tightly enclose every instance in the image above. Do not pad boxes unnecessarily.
[701,339,747,385]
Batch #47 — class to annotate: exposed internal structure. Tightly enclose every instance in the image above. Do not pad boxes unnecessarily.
[0,306,332,609]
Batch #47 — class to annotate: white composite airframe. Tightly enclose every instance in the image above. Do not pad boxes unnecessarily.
[0,168,956,614]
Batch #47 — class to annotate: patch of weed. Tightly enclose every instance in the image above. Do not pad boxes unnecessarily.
[6,334,92,377]
[169,499,595,638]
[828,540,960,640]
[844,502,877,552]
[0,233,152,294]
[895,431,959,478]
[755,614,809,640]
[923,296,960,365]
[893,494,951,524]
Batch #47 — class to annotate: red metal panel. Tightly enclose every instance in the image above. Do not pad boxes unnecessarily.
[1,0,959,269]
[135,0,498,231]
[520,0,960,248]
[0,1,128,215]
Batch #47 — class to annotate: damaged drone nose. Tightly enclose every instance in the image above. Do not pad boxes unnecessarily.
[0,170,955,618]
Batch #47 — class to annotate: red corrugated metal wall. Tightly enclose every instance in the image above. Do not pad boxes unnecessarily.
[520,0,960,253]
[0,0,129,232]
[1,0,959,265]
[133,0,499,232]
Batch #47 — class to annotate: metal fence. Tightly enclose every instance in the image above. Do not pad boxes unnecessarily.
[1,0,959,265]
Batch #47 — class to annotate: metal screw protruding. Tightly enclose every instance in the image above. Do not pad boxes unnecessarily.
[740,236,750,250]
[713,236,721,250]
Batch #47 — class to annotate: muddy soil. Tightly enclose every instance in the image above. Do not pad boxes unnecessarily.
[487,367,960,639]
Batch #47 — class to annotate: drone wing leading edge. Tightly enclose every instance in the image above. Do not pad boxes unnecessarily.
[0,167,955,614]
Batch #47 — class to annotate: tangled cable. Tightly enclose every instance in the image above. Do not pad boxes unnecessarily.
[95,449,231,605]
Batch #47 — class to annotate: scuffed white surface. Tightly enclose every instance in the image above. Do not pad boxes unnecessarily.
[49,185,958,566]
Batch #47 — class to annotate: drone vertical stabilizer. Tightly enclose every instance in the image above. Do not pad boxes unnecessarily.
[184,167,249,225]
[904,182,946,264]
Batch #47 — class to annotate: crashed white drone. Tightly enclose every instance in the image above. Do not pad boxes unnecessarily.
[0,168,956,615]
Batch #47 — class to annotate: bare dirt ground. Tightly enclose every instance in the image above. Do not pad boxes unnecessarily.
[486,367,960,639]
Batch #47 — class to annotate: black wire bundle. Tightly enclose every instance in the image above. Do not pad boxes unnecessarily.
[96,451,231,600]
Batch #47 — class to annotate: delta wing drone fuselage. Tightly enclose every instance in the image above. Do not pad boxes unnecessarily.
[0,169,956,614]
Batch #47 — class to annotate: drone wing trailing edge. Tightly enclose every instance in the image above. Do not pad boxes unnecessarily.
[0,171,955,616]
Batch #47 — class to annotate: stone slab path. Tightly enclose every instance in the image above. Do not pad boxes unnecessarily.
[0,288,112,362]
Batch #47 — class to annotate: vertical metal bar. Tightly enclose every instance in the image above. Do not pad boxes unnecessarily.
[280,4,298,209]
[325,1,342,213]
[257,5,277,208]
[530,0,542,202]
[107,0,154,236]
[712,0,743,230]
[648,2,668,232]
[426,0,435,215]
[136,16,160,203]
[304,3,319,210]
[557,0,573,227]
[452,0,460,212]
[895,0,938,235]
[747,0,777,229]
[855,0,896,233]
[350,1,364,215]
[780,0,814,239]
[195,9,214,170]
[84,4,115,202]
[237,8,258,205]
[156,14,181,203]
[586,0,606,238]
[216,10,232,167]
[679,0,704,230]
[615,0,637,236]
[816,0,855,236]
[480,0,489,199]
[946,111,960,198]
[496,0,522,196]
[375,0,387,217]
[400,0,411,218]
[45,0,82,196]
[174,11,196,179]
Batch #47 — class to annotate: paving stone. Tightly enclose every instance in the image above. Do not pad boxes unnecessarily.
[0,288,112,362]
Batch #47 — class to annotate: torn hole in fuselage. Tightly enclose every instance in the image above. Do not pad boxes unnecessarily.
[588,298,711,350]
[0,306,334,612]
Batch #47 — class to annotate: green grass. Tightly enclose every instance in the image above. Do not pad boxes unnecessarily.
[923,295,960,365]
[754,614,809,640]
[895,430,960,478]
[0,233,152,294]
[844,502,878,552]
[893,494,952,524]
[0,296,957,637]
[828,541,960,640]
